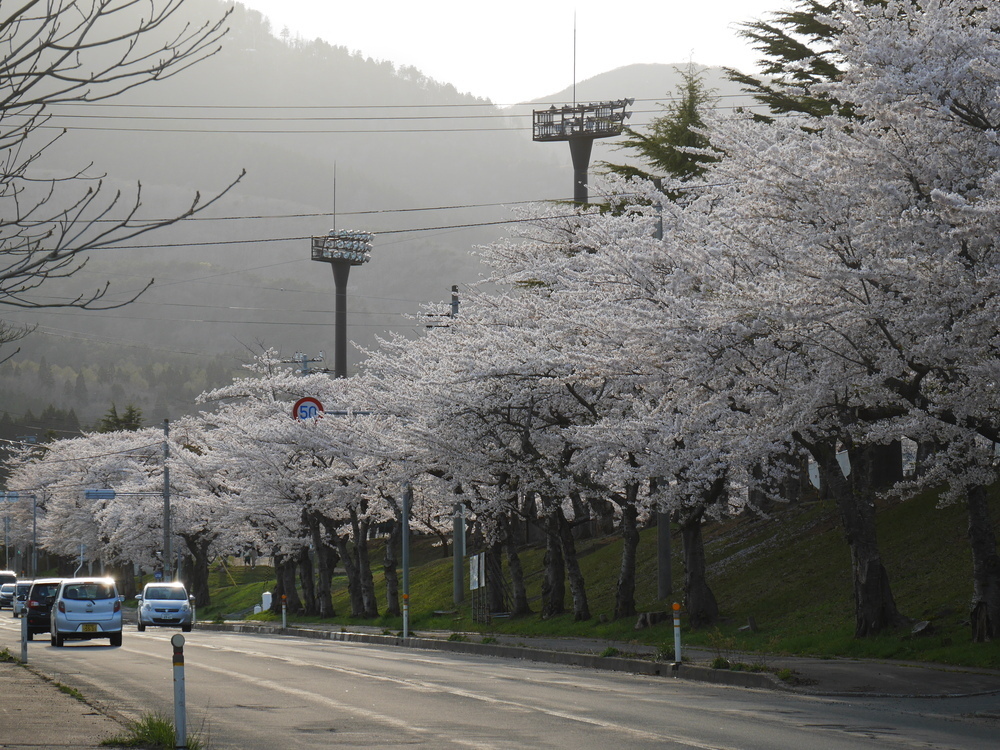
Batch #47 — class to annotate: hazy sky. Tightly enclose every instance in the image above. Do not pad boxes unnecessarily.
[239,1,789,104]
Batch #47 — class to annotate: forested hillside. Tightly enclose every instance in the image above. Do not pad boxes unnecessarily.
[0,0,734,427]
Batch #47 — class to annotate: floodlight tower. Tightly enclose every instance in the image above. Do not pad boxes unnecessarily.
[532,99,634,204]
[311,229,374,378]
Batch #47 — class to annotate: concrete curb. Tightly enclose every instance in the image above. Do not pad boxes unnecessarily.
[198,622,787,692]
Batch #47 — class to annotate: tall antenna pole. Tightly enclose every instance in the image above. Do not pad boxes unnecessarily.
[333,162,337,234]
[573,13,577,107]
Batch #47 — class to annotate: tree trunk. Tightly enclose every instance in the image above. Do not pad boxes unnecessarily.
[967,484,1000,642]
[350,507,379,618]
[486,543,506,614]
[383,518,401,617]
[271,553,287,615]
[332,532,364,618]
[113,561,136,599]
[500,516,531,616]
[541,512,565,618]
[180,532,212,608]
[297,546,316,616]
[309,515,336,618]
[557,506,590,621]
[820,441,907,637]
[276,554,303,615]
[678,506,718,629]
[614,487,640,620]
[869,441,903,491]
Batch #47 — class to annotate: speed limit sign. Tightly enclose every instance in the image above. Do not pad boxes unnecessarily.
[292,397,324,421]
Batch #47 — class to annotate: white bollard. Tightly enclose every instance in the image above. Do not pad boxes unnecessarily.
[672,602,682,663]
[281,594,287,630]
[20,608,27,664]
[171,634,187,749]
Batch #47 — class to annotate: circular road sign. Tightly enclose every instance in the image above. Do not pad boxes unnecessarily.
[292,397,324,421]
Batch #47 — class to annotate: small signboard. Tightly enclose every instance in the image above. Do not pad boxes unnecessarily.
[469,553,484,591]
[292,397,324,421]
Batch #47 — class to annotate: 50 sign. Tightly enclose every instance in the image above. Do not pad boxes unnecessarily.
[292,397,324,421]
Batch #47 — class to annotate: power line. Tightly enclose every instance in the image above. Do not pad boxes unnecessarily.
[52,94,759,112]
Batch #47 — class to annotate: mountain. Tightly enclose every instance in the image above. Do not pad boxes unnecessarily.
[0,0,753,428]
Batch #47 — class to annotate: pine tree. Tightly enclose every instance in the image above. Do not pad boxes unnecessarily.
[601,66,719,195]
[724,0,883,120]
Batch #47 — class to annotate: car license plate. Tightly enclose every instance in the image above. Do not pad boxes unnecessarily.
[82,623,97,633]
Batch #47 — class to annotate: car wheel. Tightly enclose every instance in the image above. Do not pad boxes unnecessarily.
[137,621,145,632]
[54,632,64,648]
[182,624,192,633]
[110,632,122,647]
[50,631,56,646]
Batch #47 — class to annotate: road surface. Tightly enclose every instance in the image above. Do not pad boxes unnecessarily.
[1,620,996,749]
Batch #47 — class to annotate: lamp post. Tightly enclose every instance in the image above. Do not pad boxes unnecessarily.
[532,99,633,204]
[310,230,374,378]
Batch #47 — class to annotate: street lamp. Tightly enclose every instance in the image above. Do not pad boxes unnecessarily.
[532,99,634,204]
[311,229,375,378]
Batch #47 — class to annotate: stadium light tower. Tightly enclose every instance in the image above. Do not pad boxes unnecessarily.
[532,98,633,204]
[311,229,374,378]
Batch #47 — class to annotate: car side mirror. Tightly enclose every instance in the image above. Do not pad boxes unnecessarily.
[119,595,125,602]
[189,595,195,603]
[135,594,142,601]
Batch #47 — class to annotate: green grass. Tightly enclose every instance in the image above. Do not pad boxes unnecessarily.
[206,486,1000,670]
[101,713,204,749]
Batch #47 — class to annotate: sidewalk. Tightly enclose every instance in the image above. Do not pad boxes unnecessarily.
[0,659,123,749]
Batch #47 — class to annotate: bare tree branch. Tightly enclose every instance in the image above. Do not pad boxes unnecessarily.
[0,0,242,316]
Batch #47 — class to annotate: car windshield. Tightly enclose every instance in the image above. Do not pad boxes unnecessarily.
[145,586,187,600]
[63,583,116,600]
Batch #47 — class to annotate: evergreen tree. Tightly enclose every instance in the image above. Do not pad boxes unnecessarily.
[601,66,719,196]
[96,403,144,433]
[724,0,884,120]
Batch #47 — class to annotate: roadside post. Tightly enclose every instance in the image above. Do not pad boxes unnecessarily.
[281,594,287,630]
[171,633,187,749]
[20,606,27,663]
[672,602,682,663]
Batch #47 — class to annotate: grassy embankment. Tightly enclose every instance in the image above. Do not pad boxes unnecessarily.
[199,487,1000,669]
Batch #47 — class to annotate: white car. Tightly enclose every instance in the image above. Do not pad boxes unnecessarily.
[12,580,32,617]
[50,577,123,647]
[0,582,15,609]
[136,581,194,632]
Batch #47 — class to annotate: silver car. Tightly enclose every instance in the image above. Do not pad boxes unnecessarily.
[12,580,32,617]
[136,582,194,632]
[50,577,123,647]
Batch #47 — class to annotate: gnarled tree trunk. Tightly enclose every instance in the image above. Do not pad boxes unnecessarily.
[677,506,718,629]
[967,484,1000,642]
[816,440,907,637]
[614,485,640,620]
[558,503,590,621]
[541,509,565,618]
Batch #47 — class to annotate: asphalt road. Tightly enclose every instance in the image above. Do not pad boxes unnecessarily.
[1,620,997,749]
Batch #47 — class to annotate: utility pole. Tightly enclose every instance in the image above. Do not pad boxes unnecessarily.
[281,352,325,375]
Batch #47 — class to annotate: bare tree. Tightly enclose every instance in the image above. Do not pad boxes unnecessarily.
[0,0,244,320]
